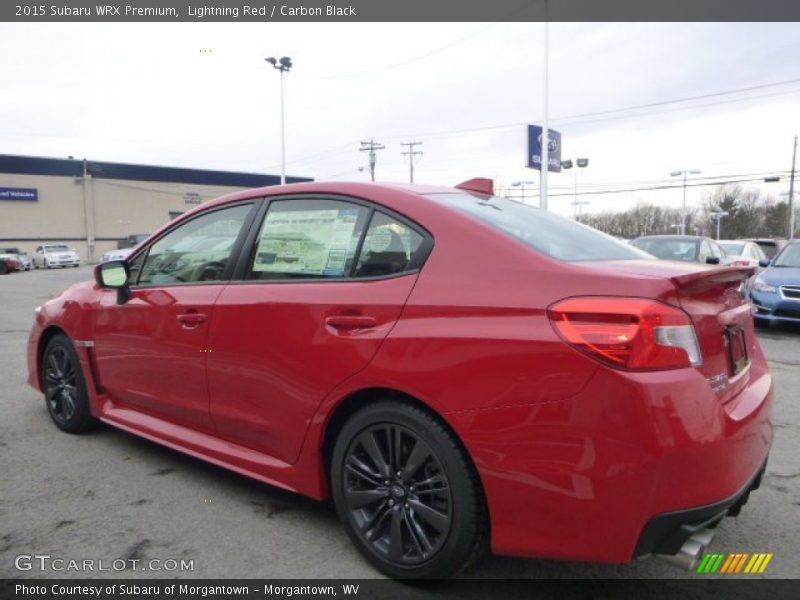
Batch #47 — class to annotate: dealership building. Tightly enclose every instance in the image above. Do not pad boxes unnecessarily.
[0,154,311,263]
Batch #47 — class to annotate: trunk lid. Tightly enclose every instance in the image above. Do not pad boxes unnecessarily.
[589,260,756,402]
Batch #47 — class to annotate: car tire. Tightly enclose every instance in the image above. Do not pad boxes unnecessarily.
[330,401,487,579]
[42,335,98,434]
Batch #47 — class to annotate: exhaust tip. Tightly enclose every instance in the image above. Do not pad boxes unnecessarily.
[656,529,715,572]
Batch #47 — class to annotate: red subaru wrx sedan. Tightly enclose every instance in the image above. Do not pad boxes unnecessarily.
[28,179,771,578]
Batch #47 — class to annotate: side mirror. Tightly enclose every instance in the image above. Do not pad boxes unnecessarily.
[758,258,770,268]
[94,261,131,304]
[705,256,721,265]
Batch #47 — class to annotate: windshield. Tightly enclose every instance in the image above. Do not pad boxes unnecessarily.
[719,243,745,255]
[45,245,70,252]
[772,244,800,268]
[426,193,649,262]
[630,238,699,262]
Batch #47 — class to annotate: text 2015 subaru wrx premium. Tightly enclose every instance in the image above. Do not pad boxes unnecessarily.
[28,179,772,578]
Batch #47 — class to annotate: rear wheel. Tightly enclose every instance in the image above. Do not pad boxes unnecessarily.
[331,401,487,578]
[42,335,97,433]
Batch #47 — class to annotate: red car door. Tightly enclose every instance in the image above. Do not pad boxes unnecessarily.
[92,203,254,431]
[206,198,429,464]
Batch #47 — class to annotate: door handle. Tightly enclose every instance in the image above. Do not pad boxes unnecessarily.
[325,315,377,330]
[177,312,208,327]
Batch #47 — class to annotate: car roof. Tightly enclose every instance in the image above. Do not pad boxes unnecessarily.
[201,181,459,209]
[633,235,703,241]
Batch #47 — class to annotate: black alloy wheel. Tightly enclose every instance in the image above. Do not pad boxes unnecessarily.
[42,335,96,433]
[331,401,487,579]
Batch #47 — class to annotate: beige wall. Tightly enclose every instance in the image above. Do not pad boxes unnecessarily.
[0,172,254,262]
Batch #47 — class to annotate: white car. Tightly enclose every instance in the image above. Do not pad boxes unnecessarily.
[718,240,767,268]
[33,244,81,268]
[101,248,134,263]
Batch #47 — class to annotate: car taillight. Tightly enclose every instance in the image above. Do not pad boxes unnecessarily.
[547,297,702,371]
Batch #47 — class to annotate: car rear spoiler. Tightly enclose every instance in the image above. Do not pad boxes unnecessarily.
[670,265,755,290]
[455,178,494,195]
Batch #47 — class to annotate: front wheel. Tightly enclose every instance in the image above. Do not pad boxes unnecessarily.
[330,401,487,579]
[42,334,97,433]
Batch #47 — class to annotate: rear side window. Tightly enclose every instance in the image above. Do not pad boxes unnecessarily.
[757,242,778,259]
[355,212,424,277]
[247,199,429,280]
[248,199,370,280]
[427,192,648,262]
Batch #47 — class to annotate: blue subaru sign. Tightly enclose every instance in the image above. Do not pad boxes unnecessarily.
[0,187,38,201]
[527,125,562,173]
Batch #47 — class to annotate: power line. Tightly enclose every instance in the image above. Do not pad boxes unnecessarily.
[548,175,787,198]
[556,76,800,122]
[378,78,800,142]
[296,23,499,80]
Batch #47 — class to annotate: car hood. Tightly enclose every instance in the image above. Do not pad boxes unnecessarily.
[761,266,800,286]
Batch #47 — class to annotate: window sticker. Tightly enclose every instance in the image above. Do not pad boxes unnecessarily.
[254,208,359,275]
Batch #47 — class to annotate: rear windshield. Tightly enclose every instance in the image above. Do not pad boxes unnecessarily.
[755,241,778,259]
[719,242,745,255]
[426,193,648,262]
[45,245,70,252]
[773,244,800,268]
[630,238,698,262]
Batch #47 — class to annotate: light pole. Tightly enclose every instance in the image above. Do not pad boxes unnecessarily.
[511,180,536,204]
[710,209,729,240]
[561,158,589,218]
[670,169,701,235]
[788,135,797,239]
[265,56,293,185]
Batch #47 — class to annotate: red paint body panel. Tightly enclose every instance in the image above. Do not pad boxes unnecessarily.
[27,180,773,565]
[206,275,418,463]
[93,285,225,432]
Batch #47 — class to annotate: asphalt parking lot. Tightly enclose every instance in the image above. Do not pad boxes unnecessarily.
[1,267,798,580]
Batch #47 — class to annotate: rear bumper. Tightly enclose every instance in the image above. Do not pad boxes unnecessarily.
[451,358,773,563]
[634,458,767,557]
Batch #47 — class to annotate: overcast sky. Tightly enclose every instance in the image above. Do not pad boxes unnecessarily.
[2,21,799,217]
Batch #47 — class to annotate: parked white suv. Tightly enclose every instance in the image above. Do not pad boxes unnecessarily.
[33,244,81,268]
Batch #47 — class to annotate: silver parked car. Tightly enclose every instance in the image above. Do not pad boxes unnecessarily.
[101,248,134,263]
[718,240,768,268]
[33,244,81,268]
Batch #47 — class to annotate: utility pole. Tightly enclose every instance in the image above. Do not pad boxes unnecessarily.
[540,2,549,211]
[789,135,797,240]
[359,139,385,182]
[670,169,701,235]
[400,141,423,183]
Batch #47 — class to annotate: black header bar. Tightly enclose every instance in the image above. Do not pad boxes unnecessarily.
[4,0,800,22]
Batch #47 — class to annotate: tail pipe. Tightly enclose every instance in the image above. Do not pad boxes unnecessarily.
[657,529,715,571]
